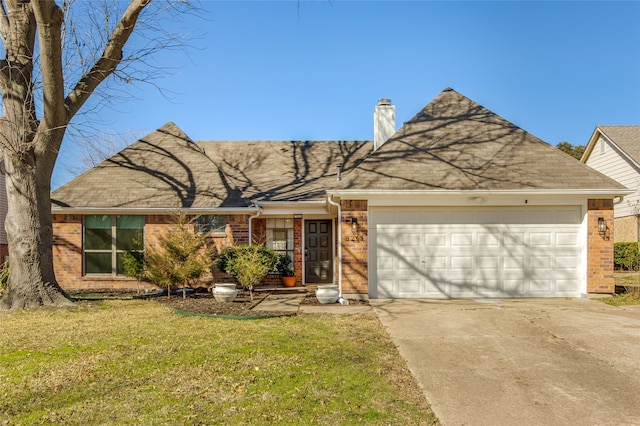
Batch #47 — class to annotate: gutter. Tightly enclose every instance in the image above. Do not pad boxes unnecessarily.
[50,206,261,215]
[248,205,262,246]
[326,195,347,304]
[327,189,633,197]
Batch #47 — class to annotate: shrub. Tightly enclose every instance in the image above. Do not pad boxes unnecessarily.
[122,251,146,294]
[216,245,277,300]
[145,213,214,298]
[0,260,8,297]
[275,253,294,276]
[614,242,640,271]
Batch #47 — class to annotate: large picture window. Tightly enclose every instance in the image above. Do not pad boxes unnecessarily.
[84,215,144,275]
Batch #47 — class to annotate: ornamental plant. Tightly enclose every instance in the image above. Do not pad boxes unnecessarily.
[217,245,277,300]
[145,213,214,298]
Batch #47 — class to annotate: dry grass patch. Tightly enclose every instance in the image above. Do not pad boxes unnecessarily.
[0,300,437,425]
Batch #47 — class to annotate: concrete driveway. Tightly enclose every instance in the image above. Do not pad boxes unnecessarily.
[371,298,640,426]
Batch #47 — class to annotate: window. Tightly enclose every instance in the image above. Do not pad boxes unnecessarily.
[84,215,144,275]
[266,218,294,267]
[195,215,226,234]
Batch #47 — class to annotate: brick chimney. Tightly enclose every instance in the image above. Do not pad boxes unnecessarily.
[374,98,395,151]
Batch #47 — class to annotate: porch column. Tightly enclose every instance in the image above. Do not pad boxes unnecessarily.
[341,200,368,296]
[587,199,614,293]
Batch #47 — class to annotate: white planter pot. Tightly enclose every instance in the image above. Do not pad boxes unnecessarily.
[212,283,238,302]
[315,284,339,304]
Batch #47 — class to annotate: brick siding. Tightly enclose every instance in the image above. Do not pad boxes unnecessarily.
[52,213,254,292]
[340,200,368,296]
[587,199,615,293]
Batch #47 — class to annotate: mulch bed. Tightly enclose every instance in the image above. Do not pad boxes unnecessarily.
[72,288,370,318]
[154,291,286,317]
[152,290,369,317]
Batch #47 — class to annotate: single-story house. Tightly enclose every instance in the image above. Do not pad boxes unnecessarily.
[51,88,629,298]
[581,125,640,242]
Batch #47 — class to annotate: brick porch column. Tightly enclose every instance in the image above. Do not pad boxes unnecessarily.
[340,200,368,297]
[587,199,614,293]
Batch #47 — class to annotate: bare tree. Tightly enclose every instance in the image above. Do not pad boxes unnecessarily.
[63,129,143,178]
[0,0,195,310]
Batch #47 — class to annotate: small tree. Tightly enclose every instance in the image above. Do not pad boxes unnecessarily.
[217,245,277,301]
[145,214,213,299]
[122,251,146,295]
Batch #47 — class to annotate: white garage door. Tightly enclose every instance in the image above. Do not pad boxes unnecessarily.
[371,206,583,298]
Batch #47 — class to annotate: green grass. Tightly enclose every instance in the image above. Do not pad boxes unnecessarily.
[0,300,437,425]
[599,272,640,306]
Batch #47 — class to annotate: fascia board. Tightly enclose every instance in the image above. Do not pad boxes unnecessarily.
[51,206,260,215]
[255,201,329,215]
[328,189,633,198]
[580,126,602,163]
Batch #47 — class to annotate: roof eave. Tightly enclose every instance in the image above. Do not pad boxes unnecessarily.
[327,189,632,198]
[51,206,260,215]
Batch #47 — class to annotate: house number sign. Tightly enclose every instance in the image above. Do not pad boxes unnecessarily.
[345,233,366,242]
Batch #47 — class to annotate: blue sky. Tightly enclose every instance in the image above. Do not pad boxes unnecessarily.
[53,0,640,188]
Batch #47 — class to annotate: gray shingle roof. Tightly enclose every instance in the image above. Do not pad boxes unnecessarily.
[337,88,627,191]
[52,122,372,209]
[52,88,626,210]
[598,125,640,164]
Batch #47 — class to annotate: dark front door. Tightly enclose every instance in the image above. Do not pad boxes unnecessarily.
[305,220,333,284]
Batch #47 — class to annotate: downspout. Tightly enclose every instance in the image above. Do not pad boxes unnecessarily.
[327,195,348,305]
[248,205,262,246]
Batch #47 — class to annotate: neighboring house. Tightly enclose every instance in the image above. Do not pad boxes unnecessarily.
[51,88,629,298]
[0,154,8,263]
[581,126,640,243]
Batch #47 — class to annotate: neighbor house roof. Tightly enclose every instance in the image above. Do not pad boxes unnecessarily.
[51,122,372,209]
[335,88,627,192]
[584,125,640,165]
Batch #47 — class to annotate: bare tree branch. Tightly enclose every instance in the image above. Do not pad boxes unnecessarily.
[65,0,150,119]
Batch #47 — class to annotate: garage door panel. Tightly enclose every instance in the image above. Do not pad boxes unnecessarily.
[556,233,579,246]
[451,233,473,246]
[450,280,477,296]
[530,256,552,270]
[530,233,552,246]
[478,256,499,269]
[531,279,552,293]
[425,233,447,246]
[504,233,526,246]
[557,256,579,269]
[557,279,579,291]
[372,206,583,298]
[478,233,500,246]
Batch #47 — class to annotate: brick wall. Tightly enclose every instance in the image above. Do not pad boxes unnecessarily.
[52,214,85,291]
[587,199,615,293]
[340,200,368,296]
[613,215,638,243]
[52,213,253,292]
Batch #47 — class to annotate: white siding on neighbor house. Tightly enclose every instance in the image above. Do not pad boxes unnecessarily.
[585,135,640,218]
[0,171,6,244]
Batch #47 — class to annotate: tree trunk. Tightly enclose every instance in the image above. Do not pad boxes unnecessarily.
[0,151,72,310]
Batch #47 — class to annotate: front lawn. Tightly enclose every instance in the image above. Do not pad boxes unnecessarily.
[600,272,640,306]
[0,300,437,425]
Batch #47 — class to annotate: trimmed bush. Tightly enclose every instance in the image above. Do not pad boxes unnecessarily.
[216,244,277,299]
